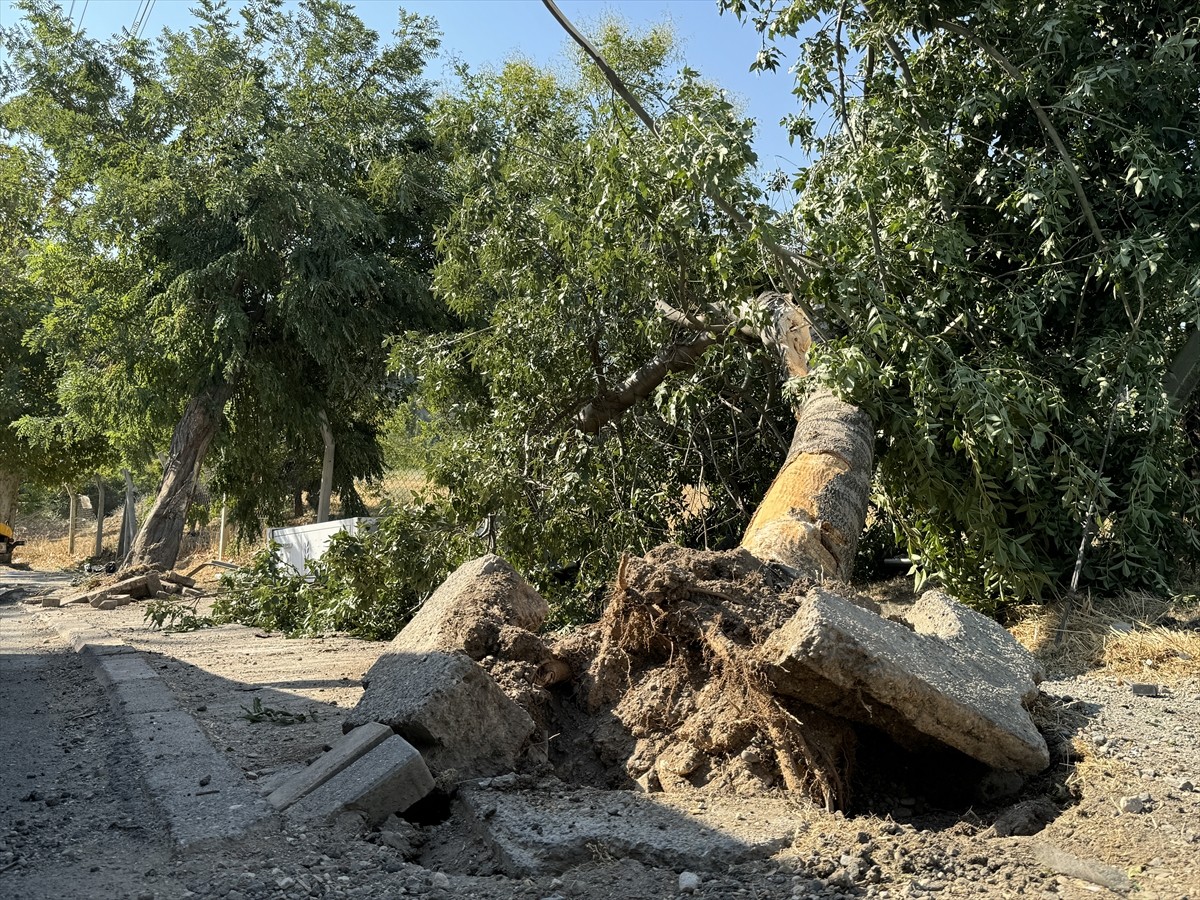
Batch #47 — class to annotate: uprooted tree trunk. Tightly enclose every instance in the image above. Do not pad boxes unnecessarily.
[127,386,228,571]
[742,392,874,580]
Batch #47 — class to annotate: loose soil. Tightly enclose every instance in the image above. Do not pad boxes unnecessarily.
[3,556,1200,899]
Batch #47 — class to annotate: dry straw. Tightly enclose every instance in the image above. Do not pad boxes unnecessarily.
[1010,590,1200,679]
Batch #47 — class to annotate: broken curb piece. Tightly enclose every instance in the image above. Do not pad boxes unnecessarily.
[285,734,434,828]
[267,722,394,811]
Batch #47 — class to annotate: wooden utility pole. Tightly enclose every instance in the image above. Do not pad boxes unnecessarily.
[94,478,105,558]
[65,484,77,555]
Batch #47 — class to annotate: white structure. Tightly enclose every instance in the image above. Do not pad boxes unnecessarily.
[268,517,377,578]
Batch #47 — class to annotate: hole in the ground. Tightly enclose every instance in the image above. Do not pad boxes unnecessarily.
[849,726,1003,815]
[400,789,453,826]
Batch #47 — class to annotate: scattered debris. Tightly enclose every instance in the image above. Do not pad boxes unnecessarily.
[239,697,317,726]
[346,545,1050,819]
[1030,842,1134,893]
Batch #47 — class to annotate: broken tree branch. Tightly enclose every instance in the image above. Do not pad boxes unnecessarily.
[574,335,716,436]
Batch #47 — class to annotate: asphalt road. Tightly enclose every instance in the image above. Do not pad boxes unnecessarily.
[0,591,190,900]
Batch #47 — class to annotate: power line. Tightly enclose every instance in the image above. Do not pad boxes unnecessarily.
[76,0,89,31]
[137,0,157,40]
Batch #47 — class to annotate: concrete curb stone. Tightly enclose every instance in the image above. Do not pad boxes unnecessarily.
[33,608,280,850]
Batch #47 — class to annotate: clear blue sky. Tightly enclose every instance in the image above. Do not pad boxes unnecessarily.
[0,0,808,176]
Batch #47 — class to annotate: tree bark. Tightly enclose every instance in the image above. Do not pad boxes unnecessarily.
[741,391,874,580]
[318,411,335,523]
[127,386,228,570]
[0,470,19,529]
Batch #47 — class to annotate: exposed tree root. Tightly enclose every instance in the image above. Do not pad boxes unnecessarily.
[569,545,856,809]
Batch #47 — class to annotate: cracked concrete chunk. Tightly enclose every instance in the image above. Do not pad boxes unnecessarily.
[761,586,1049,774]
[345,650,535,777]
[391,554,549,660]
[267,722,394,811]
[285,735,433,827]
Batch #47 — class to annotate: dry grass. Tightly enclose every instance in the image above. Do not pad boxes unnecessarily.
[11,511,259,583]
[358,470,430,513]
[1010,590,1200,679]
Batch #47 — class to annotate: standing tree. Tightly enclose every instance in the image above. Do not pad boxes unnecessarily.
[1,0,447,568]
[0,143,110,532]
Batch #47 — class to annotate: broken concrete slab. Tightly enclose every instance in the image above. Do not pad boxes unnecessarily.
[904,589,1044,694]
[459,781,792,875]
[389,554,549,661]
[761,586,1049,774]
[163,571,196,588]
[286,734,433,828]
[267,722,394,811]
[346,650,535,777]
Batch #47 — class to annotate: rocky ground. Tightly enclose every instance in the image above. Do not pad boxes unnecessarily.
[1,569,1199,900]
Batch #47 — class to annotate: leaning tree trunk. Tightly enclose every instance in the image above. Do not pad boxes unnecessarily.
[737,294,874,581]
[741,391,873,580]
[0,469,19,528]
[127,387,227,571]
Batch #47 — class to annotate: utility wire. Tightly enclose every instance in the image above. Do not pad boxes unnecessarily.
[137,0,156,40]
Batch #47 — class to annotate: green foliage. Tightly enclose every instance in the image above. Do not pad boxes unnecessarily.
[725,0,1200,608]
[212,543,312,635]
[394,23,793,615]
[1,0,448,538]
[212,504,467,639]
[143,596,215,633]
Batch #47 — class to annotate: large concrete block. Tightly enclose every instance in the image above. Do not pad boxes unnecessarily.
[286,735,433,827]
[346,651,535,777]
[761,587,1049,774]
[391,555,548,660]
[267,722,394,810]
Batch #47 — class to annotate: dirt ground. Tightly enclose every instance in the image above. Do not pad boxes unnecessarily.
[3,557,1200,899]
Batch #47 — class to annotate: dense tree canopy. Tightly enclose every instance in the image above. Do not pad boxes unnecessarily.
[394,24,800,612]
[705,0,1200,606]
[1,0,448,564]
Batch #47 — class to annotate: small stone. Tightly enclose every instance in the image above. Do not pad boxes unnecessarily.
[431,872,450,889]
[1110,621,1134,634]
[1178,780,1194,793]
[199,775,211,787]
[679,871,702,893]
[1119,796,1145,814]
[1130,683,1161,697]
